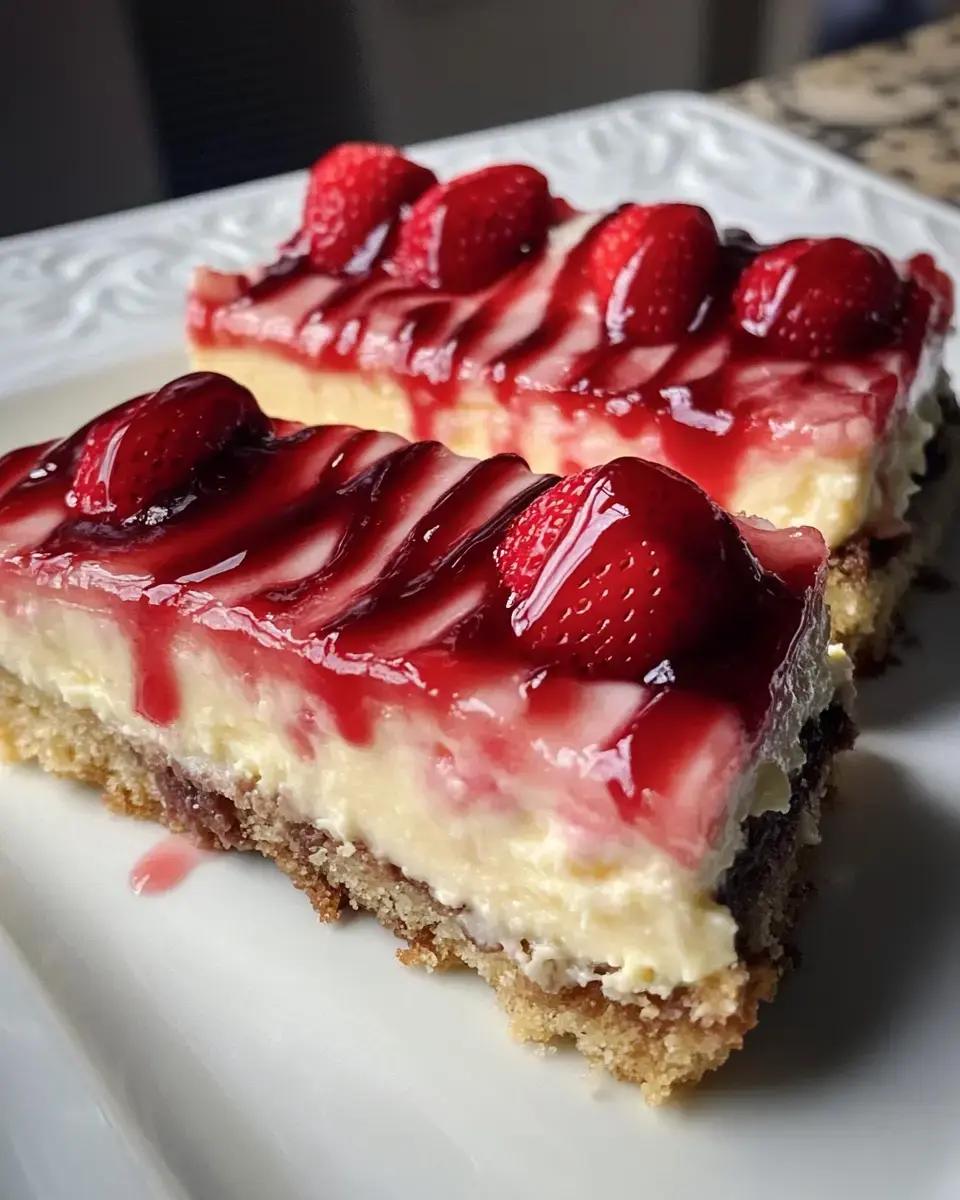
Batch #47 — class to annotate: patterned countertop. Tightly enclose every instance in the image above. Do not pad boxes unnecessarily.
[726,16,960,204]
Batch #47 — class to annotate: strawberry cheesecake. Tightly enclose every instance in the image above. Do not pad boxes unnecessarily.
[0,373,853,1101]
[188,143,960,664]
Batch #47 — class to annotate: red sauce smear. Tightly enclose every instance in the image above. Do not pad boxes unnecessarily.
[130,837,209,896]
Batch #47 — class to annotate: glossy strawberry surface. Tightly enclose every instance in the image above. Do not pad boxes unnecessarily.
[497,459,754,678]
[391,164,552,292]
[69,373,269,520]
[302,143,436,274]
[732,236,902,360]
[589,203,720,345]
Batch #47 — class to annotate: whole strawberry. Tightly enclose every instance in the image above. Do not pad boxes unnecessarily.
[69,373,270,521]
[733,236,901,360]
[302,143,436,274]
[588,203,720,345]
[495,458,753,678]
[391,164,552,293]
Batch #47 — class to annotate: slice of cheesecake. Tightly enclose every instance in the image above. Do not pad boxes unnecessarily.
[187,143,960,665]
[0,372,853,1102]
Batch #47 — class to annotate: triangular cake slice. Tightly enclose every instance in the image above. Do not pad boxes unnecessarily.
[0,372,853,1101]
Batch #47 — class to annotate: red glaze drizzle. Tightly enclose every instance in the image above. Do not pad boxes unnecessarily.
[188,211,952,517]
[0,391,829,870]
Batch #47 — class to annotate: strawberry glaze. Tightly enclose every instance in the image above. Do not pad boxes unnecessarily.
[0,384,830,870]
[188,213,952,511]
[130,836,209,895]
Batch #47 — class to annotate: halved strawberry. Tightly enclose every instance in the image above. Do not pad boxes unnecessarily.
[733,236,902,360]
[302,143,436,274]
[69,373,270,521]
[390,164,552,293]
[494,466,602,600]
[588,203,720,345]
[495,458,754,678]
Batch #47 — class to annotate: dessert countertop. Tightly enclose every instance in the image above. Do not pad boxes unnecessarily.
[725,16,960,205]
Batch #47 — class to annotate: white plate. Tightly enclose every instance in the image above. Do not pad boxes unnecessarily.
[2,93,960,1200]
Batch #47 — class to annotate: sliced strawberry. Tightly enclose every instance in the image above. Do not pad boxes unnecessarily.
[302,143,436,274]
[495,458,754,679]
[733,236,902,360]
[69,373,270,521]
[588,203,720,346]
[390,164,551,293]
[495,466,602,599]
[733,239,812,337]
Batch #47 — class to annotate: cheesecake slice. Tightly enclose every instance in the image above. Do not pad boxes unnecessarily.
[0,372,853,1102]
[188,143,960,665]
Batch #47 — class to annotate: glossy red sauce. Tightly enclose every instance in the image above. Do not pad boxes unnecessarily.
[188,222,944,511]
[0,407,828,868]
[130,836,209,895]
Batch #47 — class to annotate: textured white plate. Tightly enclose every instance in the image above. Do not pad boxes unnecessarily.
[2,93,960,1200]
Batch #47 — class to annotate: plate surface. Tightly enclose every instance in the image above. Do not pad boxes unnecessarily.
[2,93,960,1200]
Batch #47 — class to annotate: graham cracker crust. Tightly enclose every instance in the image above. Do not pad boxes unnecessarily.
[0,668,852,1103]
[827,382,960,666]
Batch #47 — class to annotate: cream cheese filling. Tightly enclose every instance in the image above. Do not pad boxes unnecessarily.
[0,592,844,1000]
[190,339,945,551]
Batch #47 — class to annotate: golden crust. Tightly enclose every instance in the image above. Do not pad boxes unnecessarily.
[0,667,834,1104]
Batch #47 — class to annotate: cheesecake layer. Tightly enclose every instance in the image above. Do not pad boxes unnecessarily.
[0,377,845,998]
[0,372,854,1097]
[0,665,853,1102]
[190,328,944,552]
[189,198,953,553]
[0,590,842,996]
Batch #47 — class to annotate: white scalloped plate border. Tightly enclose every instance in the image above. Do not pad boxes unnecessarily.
[5,91,960,395]
[2,92,960,1200]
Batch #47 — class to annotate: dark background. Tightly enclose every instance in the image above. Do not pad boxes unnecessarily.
[0,0,942,238]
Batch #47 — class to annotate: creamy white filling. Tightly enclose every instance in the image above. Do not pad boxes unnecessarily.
[0,592,844,1000]
[468,616,849,999]
[191,335,946,552]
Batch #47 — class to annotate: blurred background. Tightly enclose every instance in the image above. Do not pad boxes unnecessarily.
[0,0,952,237]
